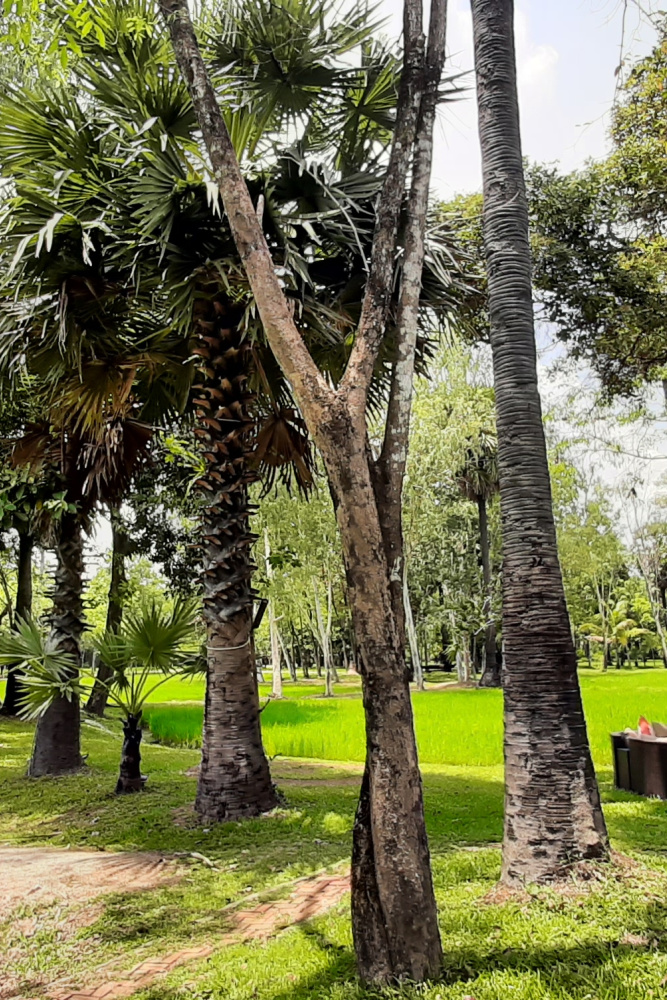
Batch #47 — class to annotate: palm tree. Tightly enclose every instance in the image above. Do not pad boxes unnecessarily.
[456,429,500,687]
[470,0,608,881]
[0,82,189,773]
[63,0,462,838]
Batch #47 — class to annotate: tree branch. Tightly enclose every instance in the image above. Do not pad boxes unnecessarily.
[340,0,426,404]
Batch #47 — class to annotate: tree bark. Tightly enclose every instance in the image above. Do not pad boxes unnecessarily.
[196,608,277,822]
[321,407,441,981]
[471,0,608,882]
[116,714,144,793]
[86,505,128,716]
[193,306,278,823]
[375,0,448,643]
[1,530,33,717]
[477,495,500,687]
[29,512,84,777]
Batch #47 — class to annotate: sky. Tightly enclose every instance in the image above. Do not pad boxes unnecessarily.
[381,0,659,198]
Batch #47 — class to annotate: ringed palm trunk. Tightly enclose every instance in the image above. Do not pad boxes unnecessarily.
[29,511,84,776]
[471,0,608,882]
[192,297,278,824]
[1,529,33,717]
[86,505,127,716]
[477,494,500,688]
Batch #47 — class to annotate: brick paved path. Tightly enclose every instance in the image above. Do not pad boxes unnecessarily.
[48,871,350,1000]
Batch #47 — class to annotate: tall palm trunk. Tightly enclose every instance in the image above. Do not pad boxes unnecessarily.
[193,298,278,823]
[477,494,500,687]
[471,0,608,882]
[1,530,33,717]
[29,511,84,776]
[86,505,127,716]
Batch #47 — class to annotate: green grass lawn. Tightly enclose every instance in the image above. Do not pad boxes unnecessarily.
[4,671,667,998]
[143,668,667,769]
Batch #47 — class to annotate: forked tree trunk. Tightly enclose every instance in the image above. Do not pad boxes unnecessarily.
[323,410,441,982]
[160,0,442,979]
[29,512,84,777]
[86,506,128,716]
[193,303,278,823]
[477,495,500,687]
[1,530,33,717]
[471,0,608,882]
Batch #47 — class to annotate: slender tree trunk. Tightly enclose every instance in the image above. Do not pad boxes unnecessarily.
[29,512,84,777]
[477,495,500,687]
[193,306,278,823]
[1,530,33,717]
[471,0,608,882]
[403,564,425,690]
[313,577,335,697]
[86,505,128,716]
[116,714,144,793]
[279,630,297,683]
[264,530,283,699]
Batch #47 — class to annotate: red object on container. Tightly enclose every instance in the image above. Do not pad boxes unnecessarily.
[639,716,653,736]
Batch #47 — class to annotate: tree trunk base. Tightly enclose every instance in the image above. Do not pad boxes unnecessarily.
[196,614,279,825]
[29,697,83,777]
[115,715,146,794]
[478,665,502,688]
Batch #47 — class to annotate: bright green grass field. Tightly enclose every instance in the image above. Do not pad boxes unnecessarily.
[143,669,667,769]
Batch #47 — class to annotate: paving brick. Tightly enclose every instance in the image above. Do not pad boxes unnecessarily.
[47,869,350,1000]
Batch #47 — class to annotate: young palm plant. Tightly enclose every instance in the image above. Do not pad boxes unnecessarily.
[0,600,199,792]
[94,597,200,792]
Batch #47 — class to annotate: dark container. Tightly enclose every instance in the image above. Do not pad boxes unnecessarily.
[611,732,632,791]
[627,735,667,799]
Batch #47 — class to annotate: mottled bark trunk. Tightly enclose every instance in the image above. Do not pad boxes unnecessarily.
[375,0,448,651]
[321,408,441,983]
[477,495,500,687]
[87,506,128,716]
[471,0,608,882]
[193,306,278,823]
[160,0,442,978]
[29,513,84,777]
[196,609,277,821]
[1,530,33,717]
[116,714,144,793]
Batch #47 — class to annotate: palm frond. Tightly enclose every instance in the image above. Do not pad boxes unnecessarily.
[0,616,82,720]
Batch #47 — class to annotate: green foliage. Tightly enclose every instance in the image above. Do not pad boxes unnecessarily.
[0,616,82,719]
[404,343,499,662]
[93,596,200,717]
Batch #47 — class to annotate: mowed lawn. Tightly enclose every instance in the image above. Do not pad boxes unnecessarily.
[143,668,667,769]
[4,671,667,998]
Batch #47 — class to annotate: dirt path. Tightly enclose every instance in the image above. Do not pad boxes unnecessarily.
[47,869,350,1000]
[0,847,178,917]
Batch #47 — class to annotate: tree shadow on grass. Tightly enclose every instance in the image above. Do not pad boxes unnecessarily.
[257,898,667,1000]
